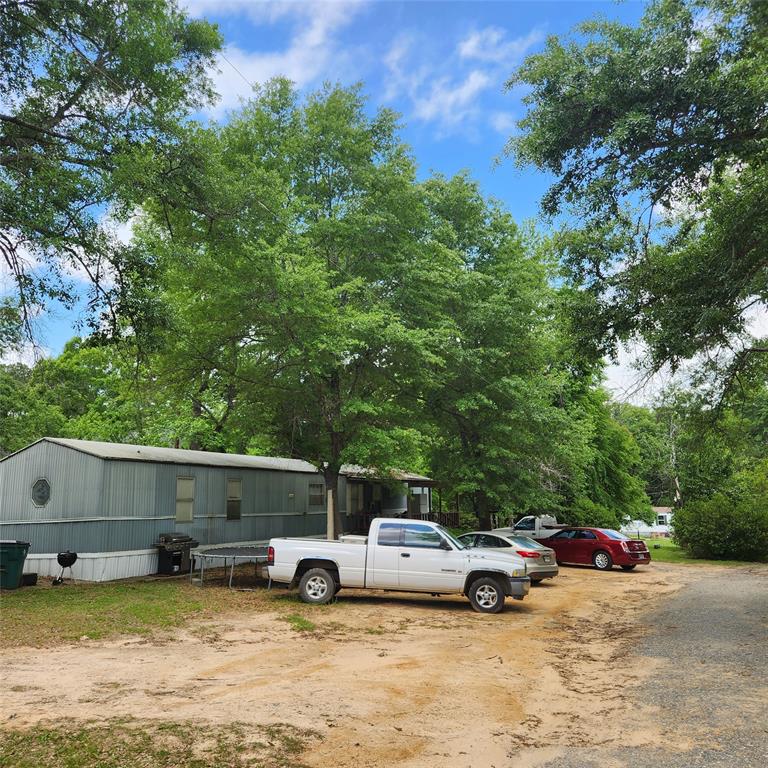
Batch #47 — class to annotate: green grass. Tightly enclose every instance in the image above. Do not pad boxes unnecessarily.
[0,575,280,648]
[279,613,317,632]
[640,537,760,566]
[0,718,320,768]
[0,569,360,648]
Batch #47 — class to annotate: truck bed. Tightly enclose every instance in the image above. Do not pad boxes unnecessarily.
[268,536,369,587]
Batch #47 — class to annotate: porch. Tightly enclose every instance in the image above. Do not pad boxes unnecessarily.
[342,471,458,533]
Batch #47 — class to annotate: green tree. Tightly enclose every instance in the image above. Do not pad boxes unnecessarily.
[29,337,144,442]
[0,0,221,347]
[420,174,570,528]
[673,461,768,561]
[139,82,437,535]
[0,362,65,455]
[653,380,768,505]
[612,402,678,505]
[566,389,651,528]
[508,0,768,389]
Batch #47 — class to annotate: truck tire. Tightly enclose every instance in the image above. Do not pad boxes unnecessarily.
[592,550,613,571]
[468,577,505,614]
[298,568,336,605]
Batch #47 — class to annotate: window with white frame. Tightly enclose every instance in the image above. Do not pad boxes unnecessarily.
[175,477,195,523]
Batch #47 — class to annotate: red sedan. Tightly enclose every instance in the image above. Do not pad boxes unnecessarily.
[544,527,651,571]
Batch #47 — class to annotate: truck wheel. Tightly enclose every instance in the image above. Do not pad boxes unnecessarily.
[593,551,613,571]
[298,568,336,605]
[468,577,505,614]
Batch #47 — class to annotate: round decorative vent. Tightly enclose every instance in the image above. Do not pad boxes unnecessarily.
[32,478,50,506]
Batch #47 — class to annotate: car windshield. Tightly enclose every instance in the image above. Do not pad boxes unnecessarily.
[599,529,629,541]
[437,525,466,550]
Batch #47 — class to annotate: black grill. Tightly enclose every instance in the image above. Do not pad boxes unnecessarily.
[156,533,198,575]
[156,533,199,552]
[52,550,78,585]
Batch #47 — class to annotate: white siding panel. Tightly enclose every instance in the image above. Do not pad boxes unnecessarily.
[23,549,159,581]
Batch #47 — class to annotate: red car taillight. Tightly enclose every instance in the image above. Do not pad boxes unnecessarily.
[517,550,541,558]
[267,545,274,566]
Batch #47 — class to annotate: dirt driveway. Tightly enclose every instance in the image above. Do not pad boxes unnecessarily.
[0,563,740,767]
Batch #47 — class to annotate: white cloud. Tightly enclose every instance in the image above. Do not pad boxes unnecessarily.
[112,218,135,246]
[183,0,325,25]
[458,26,545,64]
[604,340,671,405]
[605,301,768,406]
[744,301,768,338]
[490,111,516,135]
[383,24,543,136]
[185,1,368,116]
[382,34,421,101]
[383,36,492,133]
[0,340,50,366]
[412,70,492,127]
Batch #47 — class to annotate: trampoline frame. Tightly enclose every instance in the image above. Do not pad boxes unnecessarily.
[190,546,269,590]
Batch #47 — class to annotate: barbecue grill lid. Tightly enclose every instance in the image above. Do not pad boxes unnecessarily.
[57,551,78,568]
[157,532,196,544]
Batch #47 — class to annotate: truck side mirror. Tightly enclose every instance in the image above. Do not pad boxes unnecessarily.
[439,539,452,551]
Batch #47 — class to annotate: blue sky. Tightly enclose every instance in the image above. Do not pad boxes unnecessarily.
[11,0,655,395]
[191,0,645,221]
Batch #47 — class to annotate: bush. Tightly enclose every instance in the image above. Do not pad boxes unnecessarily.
[673,494,768,562]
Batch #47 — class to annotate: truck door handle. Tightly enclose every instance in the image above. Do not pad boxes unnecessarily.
[400,553,410,558]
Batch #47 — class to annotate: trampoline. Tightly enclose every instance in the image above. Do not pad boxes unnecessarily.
[190,545,269,590]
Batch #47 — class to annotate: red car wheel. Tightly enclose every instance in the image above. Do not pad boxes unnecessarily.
[592,550,613,570]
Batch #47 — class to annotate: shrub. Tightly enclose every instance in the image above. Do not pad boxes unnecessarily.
[673,494,768,562]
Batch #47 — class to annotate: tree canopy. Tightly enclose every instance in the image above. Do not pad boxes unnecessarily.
[0,0,221,348]
[134,82,441,534]
[508,0,768,393]
[0,80,656,533]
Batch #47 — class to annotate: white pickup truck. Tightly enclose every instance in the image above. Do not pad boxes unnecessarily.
[267,518,530,614]
[503,514,565,540]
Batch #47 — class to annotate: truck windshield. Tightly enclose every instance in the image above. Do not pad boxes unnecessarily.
[436,525,466,550]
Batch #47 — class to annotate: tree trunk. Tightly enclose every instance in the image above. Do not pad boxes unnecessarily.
[474,491,492,531]
[323,467,344,540]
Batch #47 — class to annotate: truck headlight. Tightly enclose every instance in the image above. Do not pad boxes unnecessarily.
[511,569,523,578]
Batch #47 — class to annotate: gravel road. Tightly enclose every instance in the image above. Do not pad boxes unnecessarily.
[542,565,768,768]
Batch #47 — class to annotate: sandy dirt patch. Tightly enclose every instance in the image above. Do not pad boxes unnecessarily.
[1,563,700,767]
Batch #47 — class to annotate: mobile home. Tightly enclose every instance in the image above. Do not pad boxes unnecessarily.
[0,438,433,581]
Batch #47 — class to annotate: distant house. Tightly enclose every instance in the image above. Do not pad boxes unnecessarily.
[0,438,434,581]
[621,506,674,538]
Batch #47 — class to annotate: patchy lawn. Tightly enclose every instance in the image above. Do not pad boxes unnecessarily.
[0,570,285,648]
[0,718,320,768]
[0,569,390,649]
[641,537,758,566]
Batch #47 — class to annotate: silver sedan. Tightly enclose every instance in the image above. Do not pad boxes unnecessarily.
[457,531,559,583]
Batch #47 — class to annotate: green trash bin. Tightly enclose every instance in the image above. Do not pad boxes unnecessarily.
[0,540,30,590]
